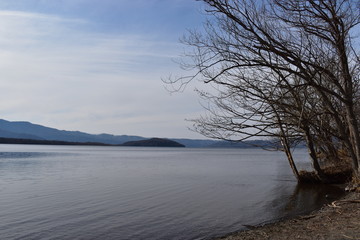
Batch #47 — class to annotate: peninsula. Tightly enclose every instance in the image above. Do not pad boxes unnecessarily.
[121,138,185,147]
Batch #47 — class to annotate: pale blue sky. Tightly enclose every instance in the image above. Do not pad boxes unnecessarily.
[0,0,209,138]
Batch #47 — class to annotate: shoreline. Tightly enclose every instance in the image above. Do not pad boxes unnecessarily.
[215,192,360,240]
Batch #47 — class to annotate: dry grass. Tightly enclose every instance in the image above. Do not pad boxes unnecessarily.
[298,162,353,184]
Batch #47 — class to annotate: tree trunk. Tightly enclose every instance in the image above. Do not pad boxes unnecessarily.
[280,136,300,181]
[345,105,360,176]
[303,126,327,182]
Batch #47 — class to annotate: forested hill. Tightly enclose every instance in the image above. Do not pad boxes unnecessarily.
[121,138,185,147]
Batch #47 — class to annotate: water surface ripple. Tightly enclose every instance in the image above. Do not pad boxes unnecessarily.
[0,145,343,240]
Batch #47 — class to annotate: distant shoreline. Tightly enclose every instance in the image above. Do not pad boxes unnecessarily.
[0,137,111,146]
[215,192,360,240]
[0,137,186,148]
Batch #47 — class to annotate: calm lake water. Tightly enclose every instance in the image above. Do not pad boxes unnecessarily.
[0,144,343,240]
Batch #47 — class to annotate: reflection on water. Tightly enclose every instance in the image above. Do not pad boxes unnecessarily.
[283,184,344,216]
[0,151,75,159]
[0,152,53,159]
[0,145,345,240]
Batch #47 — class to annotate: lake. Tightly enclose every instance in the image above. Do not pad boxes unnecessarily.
[0,144,344,240]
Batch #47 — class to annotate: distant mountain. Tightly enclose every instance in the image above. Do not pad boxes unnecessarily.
[0,119,145,145]
[172,138,275,148]
[172,138,218,148]
[0,128,43,140]
[0,119,273,148]
[208,139,277,148]
[122,138,185,147]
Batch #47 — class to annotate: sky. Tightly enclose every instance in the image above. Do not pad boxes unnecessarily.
[0,0,210,139]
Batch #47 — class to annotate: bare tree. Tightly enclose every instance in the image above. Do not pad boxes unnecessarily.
[166,0,360,182]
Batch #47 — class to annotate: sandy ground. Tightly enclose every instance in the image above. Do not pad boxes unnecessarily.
[215,192,360,240]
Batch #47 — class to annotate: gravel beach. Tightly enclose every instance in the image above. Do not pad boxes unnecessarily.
[216,192,360,240]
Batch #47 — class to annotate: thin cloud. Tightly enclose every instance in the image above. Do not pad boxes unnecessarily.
[0,9,205,138]
[0,10,87,24]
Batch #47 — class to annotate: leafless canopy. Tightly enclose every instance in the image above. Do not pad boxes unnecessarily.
[166,0,360,182]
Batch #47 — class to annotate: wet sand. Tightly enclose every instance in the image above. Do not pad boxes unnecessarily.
[216,192,360,240]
